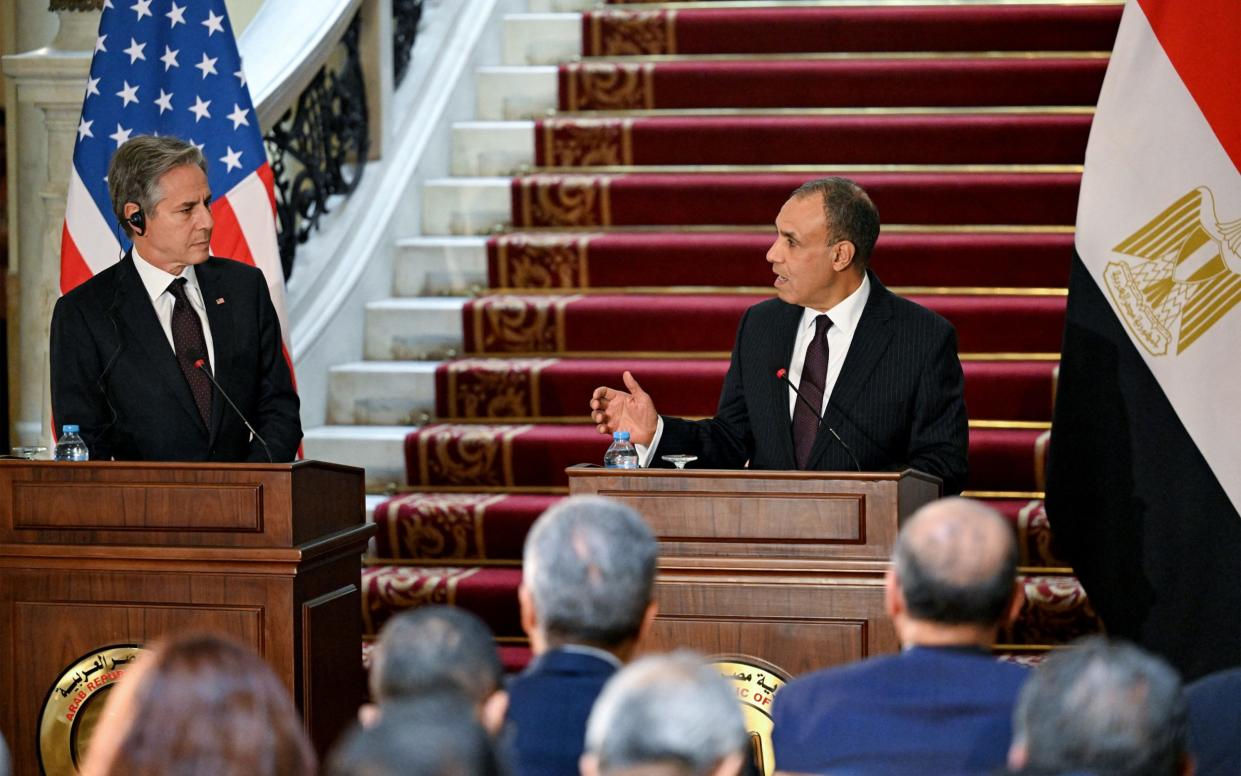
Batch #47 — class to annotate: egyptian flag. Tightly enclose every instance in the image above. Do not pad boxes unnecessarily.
[1046,0,1240,680]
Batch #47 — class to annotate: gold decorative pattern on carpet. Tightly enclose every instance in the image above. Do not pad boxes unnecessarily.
[1002,575,1103,645]
[444,358,559,419]
[1016,499,1068,567]
[361,566,481,635]
[379,493,505,561]
[471,295,580,353]
[519,174,615,228]
[543,119,635,167]
[416,424,534,488]
[1033,429,1051,492]
[590,10,677,56]
[495,234,598,289]
[564,63,656,111]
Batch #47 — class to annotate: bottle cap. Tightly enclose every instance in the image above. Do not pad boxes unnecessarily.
[613,431,630,441]
[62,424,80,434]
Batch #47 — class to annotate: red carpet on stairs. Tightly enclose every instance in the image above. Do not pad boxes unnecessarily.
[434,358,1057,423]
[462,293,1067,356]
[488,232,1076,290]
[366,0,1112,661]
[512,172,1082,228]
[559,58,1108,111]
[536,114,1094,167]
[582,5,1121,56]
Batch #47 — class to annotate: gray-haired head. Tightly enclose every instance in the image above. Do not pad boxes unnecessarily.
[790,176,881,269]
[369,605,501,706]
[107,135,207,237]
[892,497,1018,626]
[0,728,10,776]
[585,651,749,776]
[1012,637,1189,776]
[523,496,657,648]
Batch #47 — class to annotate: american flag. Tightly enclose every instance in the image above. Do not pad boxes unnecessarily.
[61,0,292,364]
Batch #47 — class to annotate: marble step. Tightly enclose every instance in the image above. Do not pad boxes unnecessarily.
[422,178,511,236]
[504,13,581,66]
[451,121,536,177]
[393,236,489,297]
[302,425,411,489]
[526,0,593,12]
[364,297,468,360]
[329,361,439,426]
[476,66,558,120]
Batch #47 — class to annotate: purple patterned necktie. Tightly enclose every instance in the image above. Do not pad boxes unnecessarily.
[168,277,213,426]
[793,314,832,469]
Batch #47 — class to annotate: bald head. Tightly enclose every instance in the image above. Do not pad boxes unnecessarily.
[893,498,1018,627]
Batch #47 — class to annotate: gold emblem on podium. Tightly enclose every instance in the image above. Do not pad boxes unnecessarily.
[711,656,789,776]
[38,644,143,775]
[1104,187,1241,356]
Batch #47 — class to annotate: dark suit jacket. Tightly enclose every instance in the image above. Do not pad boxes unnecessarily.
[50,254,301,462]
[1187,667,1241,776]
[504,647,618,776]
[772,646,1029,775]
[654,271,968,493]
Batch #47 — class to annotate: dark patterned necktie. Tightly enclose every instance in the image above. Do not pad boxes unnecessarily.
[793,314,832,469]
[168,277,213,426]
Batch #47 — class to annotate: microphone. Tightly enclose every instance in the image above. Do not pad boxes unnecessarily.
[194,358,274,463]
[775,368,862,472]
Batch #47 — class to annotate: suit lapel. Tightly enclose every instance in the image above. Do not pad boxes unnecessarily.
[114,255,206,432]
[196,260,234,446]
[769,301,805,467]
[808,272,894,467]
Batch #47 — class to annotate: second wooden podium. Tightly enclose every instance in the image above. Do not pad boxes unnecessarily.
[568,466,940,676]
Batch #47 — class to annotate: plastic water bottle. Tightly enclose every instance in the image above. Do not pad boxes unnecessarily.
[603,431,639,469]
[54,425,90,462]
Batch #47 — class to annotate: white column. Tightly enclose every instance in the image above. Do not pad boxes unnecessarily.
[3,7,98,448]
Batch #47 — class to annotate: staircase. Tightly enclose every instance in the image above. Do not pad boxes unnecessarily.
[304,0,1122,670]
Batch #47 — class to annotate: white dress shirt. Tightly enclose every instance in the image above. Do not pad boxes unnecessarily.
[131,248,217,373]
[637,274,871,466]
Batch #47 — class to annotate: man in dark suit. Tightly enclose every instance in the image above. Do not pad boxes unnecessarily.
[504,496,658,776]
[771,497,1028,775]
[50,135,300,461]
[590,177,968,493]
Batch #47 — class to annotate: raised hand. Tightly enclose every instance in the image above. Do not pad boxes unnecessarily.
[589,370,659,447]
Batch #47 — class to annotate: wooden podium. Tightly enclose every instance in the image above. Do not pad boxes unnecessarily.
[568,466,940,677]
[0,460,372,776]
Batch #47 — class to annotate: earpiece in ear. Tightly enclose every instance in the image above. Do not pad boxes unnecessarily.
[127,208,146,236]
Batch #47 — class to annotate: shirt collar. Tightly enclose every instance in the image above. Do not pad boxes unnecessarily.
[131,247,202,304]
[800,271,871,336]
[555,643,624,669]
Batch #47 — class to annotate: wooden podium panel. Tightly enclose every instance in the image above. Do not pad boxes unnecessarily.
[0,460,371,776]
[568,467,939,677]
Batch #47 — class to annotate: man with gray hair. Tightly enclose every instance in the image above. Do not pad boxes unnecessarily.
[772,497,1028,774]
[1008,637,1194,776]
[582,651,750,776]
[362,605,508,734]
[51,134,301,461]
[505,496,659,776]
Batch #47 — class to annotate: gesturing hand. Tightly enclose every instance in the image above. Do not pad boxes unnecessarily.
[589,371,659,447]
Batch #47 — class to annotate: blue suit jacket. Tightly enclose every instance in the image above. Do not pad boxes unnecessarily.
[504,647,619,776]
[772,646,1029,775]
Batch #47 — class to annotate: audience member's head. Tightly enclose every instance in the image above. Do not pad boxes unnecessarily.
[365,605,506,731]
[80,633,316,776]
[327,694,501,776]
[886,496,1022,648]
[790,176,881,271]
[0,729,10,776]
[1009,637,1192,776]
[520,496,658,660]
[583,652,750,776]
